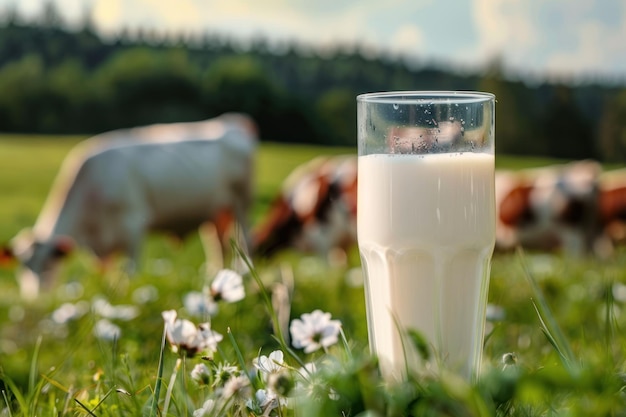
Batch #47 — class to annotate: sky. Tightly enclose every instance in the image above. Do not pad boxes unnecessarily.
[1,0,625,83]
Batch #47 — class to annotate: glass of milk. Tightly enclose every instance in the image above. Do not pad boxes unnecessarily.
[356,91,496,382]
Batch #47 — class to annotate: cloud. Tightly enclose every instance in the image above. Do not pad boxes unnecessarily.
[2,0,625,78]
[471,0,538,65]
[545,18,626,77]
[470,0,626,77]
[389,25,425,56]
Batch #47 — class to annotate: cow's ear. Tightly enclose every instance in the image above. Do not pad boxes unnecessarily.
[52,236,75,259]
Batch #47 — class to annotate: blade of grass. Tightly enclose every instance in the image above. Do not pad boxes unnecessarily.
[531,300,572,369]
[2,389,13,417]
[150,322,168,416]
[28,335,42,393]
[227,327,259,390]
[162,357,182,417]
[89,387,115,413]
[0,371,28,414]
[518,248,576,371]
[233,242,287,347]
[603,277,618,366]
[271,334,307,370]
[74,398,98,417]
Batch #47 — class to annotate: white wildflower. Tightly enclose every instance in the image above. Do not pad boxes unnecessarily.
[613,282,626,303]
[92,297,139,321]
[210,269,245,302]
[486,304,506,321]
[184,291,219,318]
[212,362,240,388]
[162,310,223,357]
[132,285,159,304]
[190,363,211,386]
[193,399,217,417]
[253,350,285,377]
[51,301,89,324]
[93,319,121,341]
[247,388,288,414]
[222,374,251,400]
[289,309,342,353]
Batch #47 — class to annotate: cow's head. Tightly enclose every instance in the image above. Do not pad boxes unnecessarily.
[10,229,74,299]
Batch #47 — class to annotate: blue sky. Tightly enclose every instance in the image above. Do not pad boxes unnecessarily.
[2,0,625,82]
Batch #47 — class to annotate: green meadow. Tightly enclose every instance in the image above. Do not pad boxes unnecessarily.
[2,135,626,416]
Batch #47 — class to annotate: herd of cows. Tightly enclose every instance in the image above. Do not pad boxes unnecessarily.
[2,113,626,298]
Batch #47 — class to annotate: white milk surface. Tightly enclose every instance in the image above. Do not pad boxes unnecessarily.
[357,152,495,381]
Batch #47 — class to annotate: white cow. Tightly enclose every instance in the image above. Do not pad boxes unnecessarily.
[10,113,258,298]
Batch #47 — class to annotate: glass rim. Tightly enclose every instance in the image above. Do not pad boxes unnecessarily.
[357,90,495,104]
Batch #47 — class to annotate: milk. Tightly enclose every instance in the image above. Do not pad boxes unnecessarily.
[357,152,495,381]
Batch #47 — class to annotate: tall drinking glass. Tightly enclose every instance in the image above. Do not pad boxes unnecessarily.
[357,91,495,382]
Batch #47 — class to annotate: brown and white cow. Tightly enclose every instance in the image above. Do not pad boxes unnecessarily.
[9,113,258,298]
[252,155,357,263]
[495,160,609,256]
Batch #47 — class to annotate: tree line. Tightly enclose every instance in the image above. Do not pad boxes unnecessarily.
[1,5,626,161]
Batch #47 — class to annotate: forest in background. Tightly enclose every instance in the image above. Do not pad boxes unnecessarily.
[1,4,626,161]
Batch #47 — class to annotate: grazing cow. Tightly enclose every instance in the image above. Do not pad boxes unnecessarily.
[495,160,606,256]
[9,113,258,298]
[252,155,357,262]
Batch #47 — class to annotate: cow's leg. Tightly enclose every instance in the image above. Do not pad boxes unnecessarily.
[214,208,235,256]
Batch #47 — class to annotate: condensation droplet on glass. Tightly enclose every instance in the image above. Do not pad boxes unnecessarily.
[393,103,399,110]
[449,116,455,121]
[461,120,465,125]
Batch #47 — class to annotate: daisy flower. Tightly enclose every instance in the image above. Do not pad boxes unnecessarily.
[93,318,121,341]
[222,374,251,400]
[190,363,211,386]
[212,362,241,389]
[289,309,342,353]
[92,297,139,321]
[193,399,217,417]
[210,269,245,302]
[162,310,223,357]
[249,388,285,413]
[184,291,218,318]
[253,350,285,377]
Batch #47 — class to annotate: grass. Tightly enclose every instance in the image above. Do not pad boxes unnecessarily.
[1,135,626,415]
